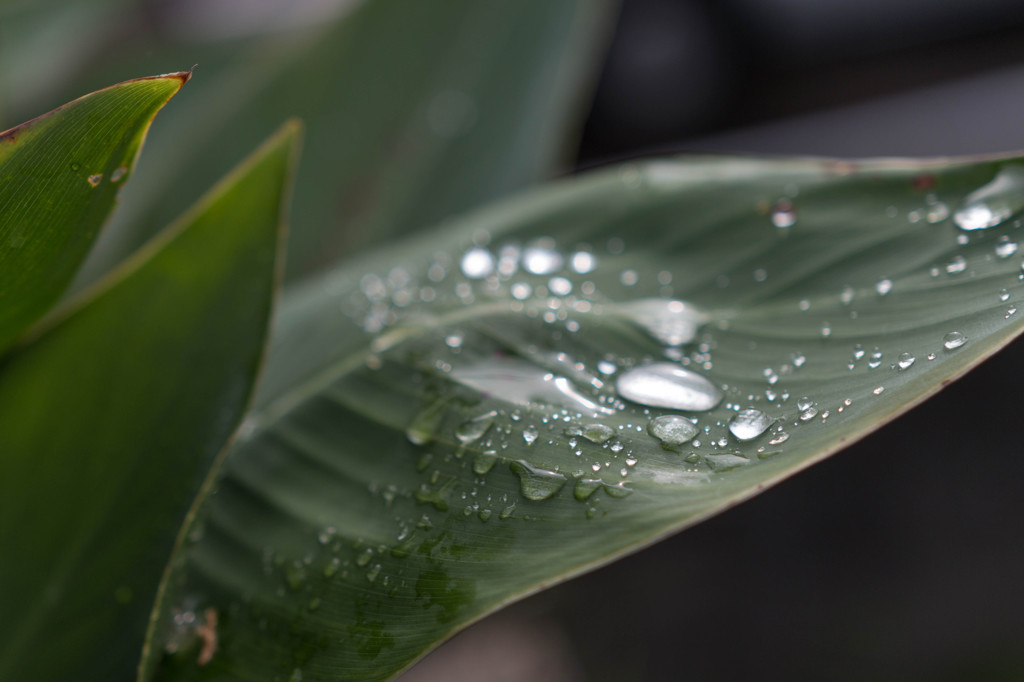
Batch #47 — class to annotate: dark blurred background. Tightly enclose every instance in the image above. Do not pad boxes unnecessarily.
[406,1,1024,679]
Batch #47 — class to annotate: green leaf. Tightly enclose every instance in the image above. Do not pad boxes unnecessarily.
[143,153,1024,681]
[0,120,301,682]
[60,0,615,285]
[0,72,187,352]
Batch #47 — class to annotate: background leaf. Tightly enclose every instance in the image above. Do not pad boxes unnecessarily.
[0,120,300,682]
[142,152,1024,680]
[36,0,617,286]
[0,72,185,352]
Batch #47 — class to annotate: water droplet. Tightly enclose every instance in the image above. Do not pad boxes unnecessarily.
[452,358,614,416]
[406,398,448,445]
[69,162,81,172]
[522,425,539,444]
[581,423,615,444]
[754,268,768,282]
[620,269,639,286]
[768,431,790,445]
[995,236,1019,258]
[647,414,698,448]
[705,453,750,472]
[1007,306,1018,318]
[548,276,572,296]
[473,451,499,475]
[771,198,797,228]
[728,408,772,441]
[797,397,814,411]
[573,477,602,501]
[511,282,532,300]
[603,482,633,498]
[110,166,127,183]
[943,331,967,350]
[522,241,563,275]
[445,332,463,350]
[799,407,818,421]
[87,174,102,187]
[875,279,893,296]
[597,360,617,375]
[455,411,496,444]
[868,348,883,369]
[820,322,832,338]
[999,288,1011,302]
[896,352,915,370]
[946,255,967,274]
[510,460,567,501]
[460,247,494,279]
[872,386,885,395]
[613,298,705,347]
[926,200,949,223]
[616,363,723,412]
[953,166,1024,231]
[571,251,597,273]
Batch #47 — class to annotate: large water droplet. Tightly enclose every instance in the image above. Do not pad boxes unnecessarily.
[616,363,722,412]
[473,451,499,475]
[510,460,567,501]
[573,477,602,501]
[896,352,915,370]
[581,423,615,444]
[952,166,1024,231]
[943,331,967,350]
[612,298,706,347]
[728,408,772,441]
[452,358,614,416]
[406,399,448,445]
[647,414,698,448]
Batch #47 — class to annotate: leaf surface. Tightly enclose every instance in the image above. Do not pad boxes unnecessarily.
[0,121,301,682]
[144,153,1024,680]
[0,72,186,352]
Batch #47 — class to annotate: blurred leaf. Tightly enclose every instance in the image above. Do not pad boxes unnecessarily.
[64,0,616,285]
[142,153,1024,680]
[0,72,186,352]
[0,120,301,682]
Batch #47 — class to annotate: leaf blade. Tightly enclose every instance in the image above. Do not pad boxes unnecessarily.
[146,153,1024,680]
[0,72,187,352]
[0,120,301,682]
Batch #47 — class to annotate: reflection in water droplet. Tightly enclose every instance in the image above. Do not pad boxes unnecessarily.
[510,460,566,501]
[647,414,698,448]
[460,247,494,279]
[728,408,772,441]
[612,298,705,347]
[943,331,967,350]
[897,352,915,370]
[616,363,723,412]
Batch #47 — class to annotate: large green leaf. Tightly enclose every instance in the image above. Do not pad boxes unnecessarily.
[58,0,615,285]
[0,120,301,682]
[142,153,1024,680]
[0,72,186,352]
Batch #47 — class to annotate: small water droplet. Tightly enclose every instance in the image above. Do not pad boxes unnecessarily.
[616,363,723,412]
[460,246,494,279]
[548,276,572,296]
[455,411,495,444]
[571,251,597,273]
[728,408,772,441]
[70,162,81,172]
[946,255,967,274]
[597,360,617,375]
[522,241,563,275]
[953,166,1024,231]
[799,407,818,421]
[647,414,698,448]
[943,331,967,350]
[768,431,790,445]
[1007,306,1018,318]
[473,451,499,475]
[995,236,1019,258]
[620,269,639,286]
[87,174,102,187]
[613,298,705,347]
[875,279,893,296]
[522,425,539,444]
[796,397,814,411]
[896,352,915,370]
[573,477,602,501]
[999,288,1011,302]
[872,386,885,395]
[110,166,127,183]
[770,198,797,228]
[510,460,567,501]
[820,322,832,338]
